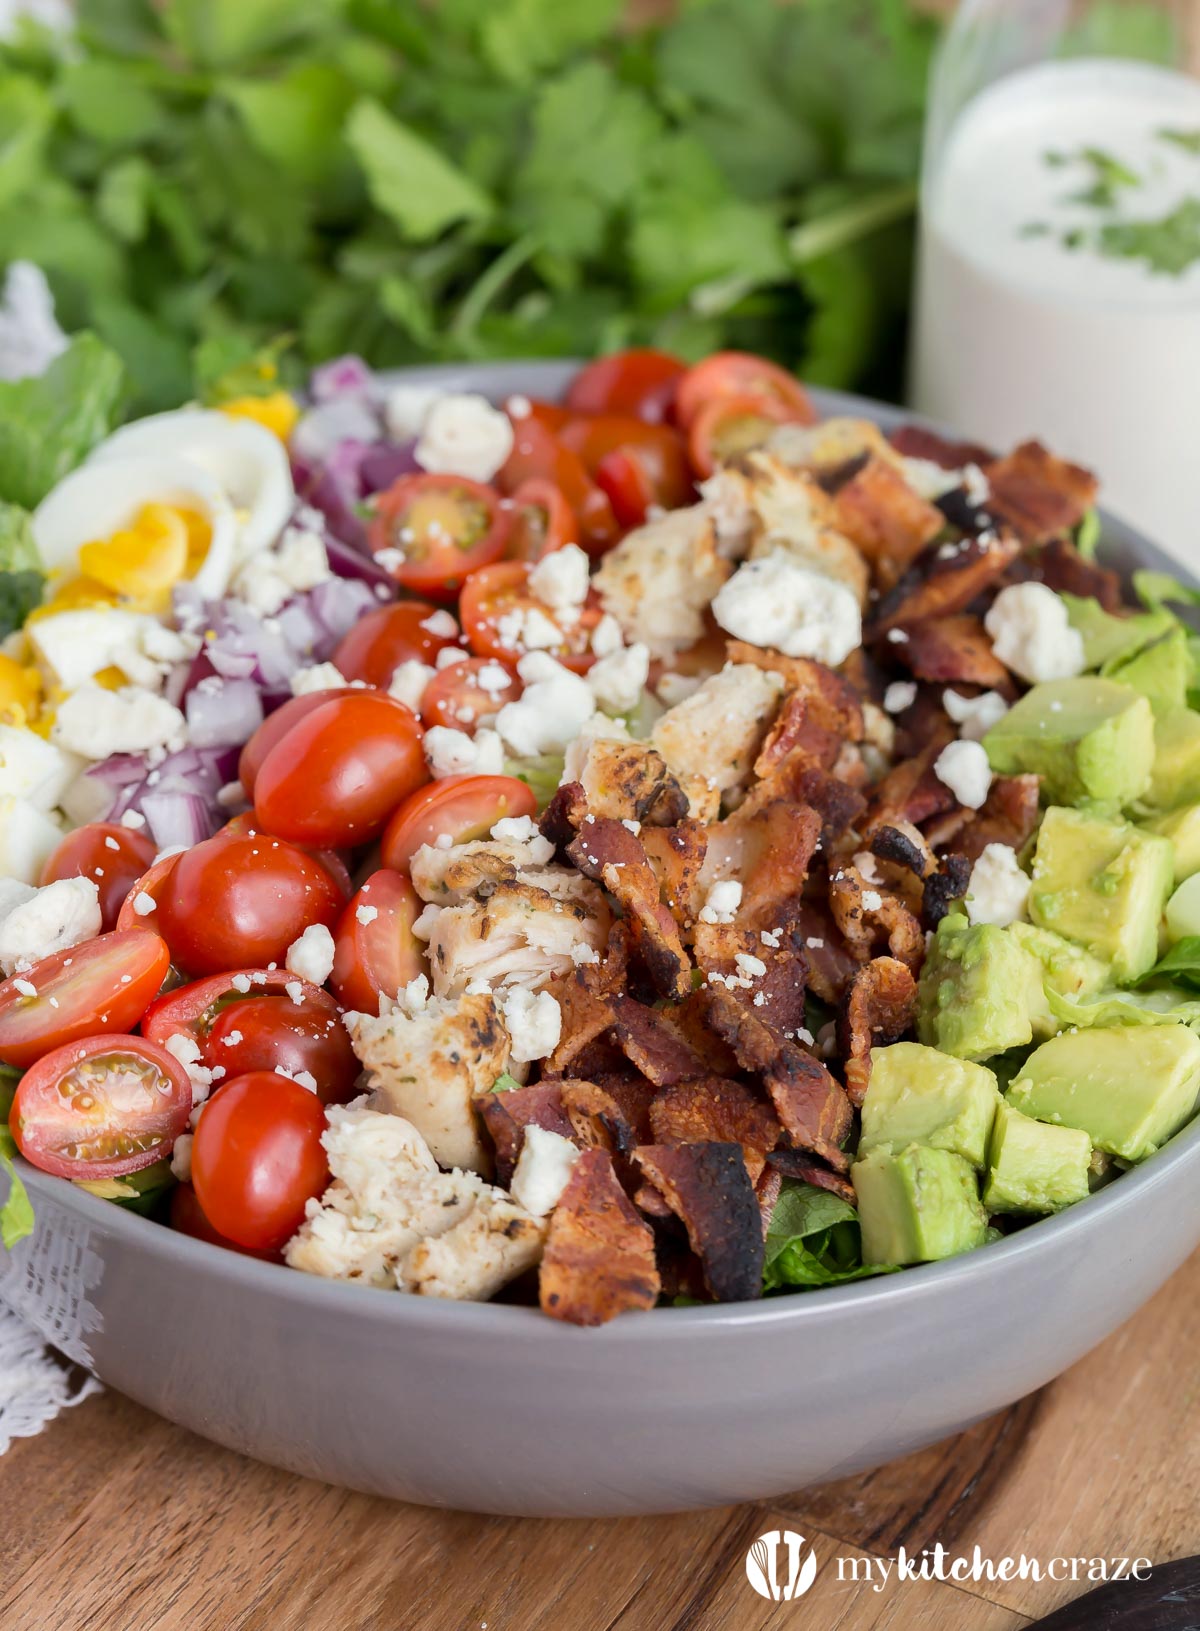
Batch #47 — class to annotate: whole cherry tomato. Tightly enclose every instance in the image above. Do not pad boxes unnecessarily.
[0,930,170,1069]
[565,348,686,424]
[41,822,156,931]
[205,994,358,1106]
[381,776,538,873]
[142,968,328,1047]
[114,850,182,932]
[329,870,425,1014]
[169,1182,282,1261]
[332,602,460,688]
[367,474,512,598]
[238,688,357,799]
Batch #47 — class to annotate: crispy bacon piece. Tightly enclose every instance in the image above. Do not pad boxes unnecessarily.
[787,769,866,848]
[755,1164,784,1237]
[640,820,707,927]
[650,1077,781,1183]
[865,738,957,831]
[540,1148,660,1325]
[767,1150,857,1207]
[560,1075,656,1155]
[752,692,843,783]
[872,530,1021,634]
[656,989,742,1079]
[838,956,918,1107]
[633,1143,764,1304]
[793,903,858,1005]
[475,1082,575,1184]
[545,964,616,1076]
[725,642,864,740]
[567,818,690,1000]
[705,988,852,1170]
[921,854,972,928]
[608,994,708,1086]
[889,425,993,469]
[737,802,822,931]
[868,819,936,881]
[828,863,925,973]
[984,440,1097,543]
[1031,536,1121,613]
[832,455,945,589]
[954,773,1040,864]
[693,921,810,1040]
[894,614,1014,692]
[539,780,588,852]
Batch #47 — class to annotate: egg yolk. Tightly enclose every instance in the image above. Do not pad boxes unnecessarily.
[26,575,118,622]
[78,503,195,604]
[221,391,300,443]
[0,655,42,727]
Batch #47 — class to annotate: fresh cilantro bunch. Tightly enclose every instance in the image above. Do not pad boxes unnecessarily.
[0,0,939,413]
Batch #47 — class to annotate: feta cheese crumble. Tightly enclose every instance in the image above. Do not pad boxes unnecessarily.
[587,642,649,715]
[424,725,505,779]
[528,544,590,613]
[495,653,594,757]
[415,394,514,483]
[966,843,1031,928]
[290,662,345,696]
[883,681,917,714]
[943,688,1009,741]
[497,986,562,1063]
[285,922,336,987]
[52,685,187,760]
[0,877,101,975]
[698,879,743,924]
[984,582,1085,683]
[509,1126,580,1218]
[712,551,861,665]
[934,738,993,809]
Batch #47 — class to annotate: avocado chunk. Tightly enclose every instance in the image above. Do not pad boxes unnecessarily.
[982,1100,1091,1214]
[1147,707,1200,812]
[1145,802,1200,883]
[1008,922,1111,1039]
[1028,805,1174,981]
[859,1043,1001,1169]
[1103,626,1190,716]
[1007,1025,1200,1162]
[917,912,1044,1061]
[853,1145,989,1266]
[983,677,1154,808]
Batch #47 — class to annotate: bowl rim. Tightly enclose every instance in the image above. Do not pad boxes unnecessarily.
[11,364,1200,1339]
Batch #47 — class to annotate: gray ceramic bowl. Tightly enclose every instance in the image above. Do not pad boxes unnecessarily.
[3,364,1198,1518]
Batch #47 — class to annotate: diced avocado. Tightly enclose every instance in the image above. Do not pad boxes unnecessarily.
[853,1145,989,1266]
[916,912,1043,1061]
[1144,802,1200,883]
[1007,1025,1200,1162]
[1063,594,1174,671]
[1104,626,1190,716]
[983,677,1154,809]
[858,1043,1001,1169]
[1146,707,1200,811]
[1165,873,1200,944]
[981,1100,1091,1214]
[1009,922,1111,1039]
[1028,806,1174,981]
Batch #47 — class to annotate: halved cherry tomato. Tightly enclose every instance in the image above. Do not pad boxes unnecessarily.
[559,415,693,526]
[687,391,808,478]
[459,561,599,674]
[11,1033,191,1180]
[506,480,576,563]
[253,691,428,847]
[329,870,424,1014]
[143,968,329,1048]
[237,688,357,799]
[381,775,538,873]
[497,418,618,557]
[192,1072,328,1252]
[169,1182,282,1262]
[206,995,358,1106]
[673,351,817,432]
[41,822,157,932]
[153,834,344,977]
[0,931,170,1069]
[565,348,686,424]
[367,474,511,599]
[332,601,459,688]
[115,850,182,933]
[421,656,520,733]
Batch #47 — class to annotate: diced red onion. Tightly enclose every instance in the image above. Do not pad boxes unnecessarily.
[305,577,378,655]
[291,400,379,467]
[185,677,264,750]
[311,355,374,403]
[321,530,394,591]
[140,791,217,852]
[359,440,419,495]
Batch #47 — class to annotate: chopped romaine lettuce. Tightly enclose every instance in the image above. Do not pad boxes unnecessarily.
[0,1124,33,1250]
[763,1180,890,1291]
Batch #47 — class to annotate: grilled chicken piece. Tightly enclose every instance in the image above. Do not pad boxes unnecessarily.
[402,1190,546,1301]
[593,506,731,657]
[651,662,784,821]
[418,880,609,998]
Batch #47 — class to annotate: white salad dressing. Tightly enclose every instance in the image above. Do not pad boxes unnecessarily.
[911,58,1200,563]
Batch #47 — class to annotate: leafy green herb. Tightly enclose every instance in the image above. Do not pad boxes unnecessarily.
[0,1123,33,1250]
[1097,196,1200,277]
[0,1064,18,1124]
[1133,938,1200,991]
[0,333,124,509]
[491,1072,523,1095]
[763,1180,888,1291]
[1063,146,1140,210]
[1160,128,1200,156]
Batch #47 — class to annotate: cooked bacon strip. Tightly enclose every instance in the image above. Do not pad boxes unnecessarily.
[609,994,708,1086]
[792,903,858,1005]
[725,642,864,740]
[544,964,616,1076]
[655,989,742,1079]
[540,1149,660,1325]
[650,1076,781,1182]
[737,802,823,931]
[755,1164,784,1237]
[920,854,972,928]
[640,820,707,928]
[560,1075,656,1156]
[838,956,918,1107]
[567,818,690,1000]
[694,921,809,1041]
[539,779,589,852]
[633,1143,764,1304]
[868,819,936,881]
[832,455,945,589]
[984,440,1097,543]
[893,614,1014,692]
[872,530,1021,634]
[475,1082,576,1184]
[787,769,866,847]
[1031,536,1121,612]
[752,692,843,782]
[865,738,957,831]
[767,1150,857,1207]
[828,863,925,973]
[954,773,1040,864]
[889,425,993,469]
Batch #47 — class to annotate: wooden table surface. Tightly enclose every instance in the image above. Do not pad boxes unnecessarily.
[1,1245,1196,1631]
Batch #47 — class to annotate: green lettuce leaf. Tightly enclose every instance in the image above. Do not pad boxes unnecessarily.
[1133,937,1200,991]
[0,333,125,509]
[763,1179,889,1291]
[0,1124,33,1250]
[1045,982,1200,1029]
[0,501,43,639]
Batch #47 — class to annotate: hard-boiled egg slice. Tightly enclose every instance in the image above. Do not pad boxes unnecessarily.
[33,455,237,600]
[90,408,294,563]
[0,796,61,883]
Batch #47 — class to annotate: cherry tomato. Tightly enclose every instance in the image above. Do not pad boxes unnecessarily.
[153,834,343,977]
[507,398,571,432]
[497,418,618,557]
[506,479,576,563]
[0,931,170,1069]
[559,414,693,526]
[143,968,329,1047]
[673,351,817,432]
[381,776,538,873]
[253,691,428,847]
[114,851,182,933]
[421,656,520,732]
[459,561,599,673]
[238,688,357,799]
[192,1072,328,1252]
[169,1182,281,1262]
[332,601,459,688]
[205,995,358,1106]
[11,1033,190,1179]
[565,348,686,424]
[367,474,512,599]
[329,870,424,1014]
[41,822,156,932]
[214,814,353,900]
[686,391,808,478]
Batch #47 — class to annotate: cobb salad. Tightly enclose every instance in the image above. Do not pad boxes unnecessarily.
[0,340,1198,1325]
